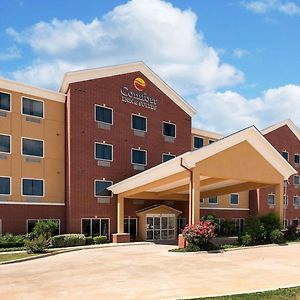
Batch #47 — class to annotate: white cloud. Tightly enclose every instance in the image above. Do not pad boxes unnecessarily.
[0,45,21,61]
[241,0,300,15]
[192,84,300,134]
[232,48,250,58]
[6,0,244,93]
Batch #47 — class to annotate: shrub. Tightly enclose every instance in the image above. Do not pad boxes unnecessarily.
[260,212,281,240]
[85,236,94,245]
[32,220,58,239]
[295,225,300,240]
[182,221,216,247]
[93,236,107,244]
[0,234,25,248]
[201,215,219,232]
[0,242,25,248]
[51,234,86,248]
[244,215,266,244]
[25,235,49,253]
[240,233,252,246]
[270,229,285,244]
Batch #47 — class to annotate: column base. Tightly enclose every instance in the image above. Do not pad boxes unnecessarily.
[112,233,130,243]
[178,234,186,249]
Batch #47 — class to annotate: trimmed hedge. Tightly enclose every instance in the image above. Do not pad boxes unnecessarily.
[51,234,86,248]
[0,242,25,248]
[85,236,93,245]
[93,236,107,244]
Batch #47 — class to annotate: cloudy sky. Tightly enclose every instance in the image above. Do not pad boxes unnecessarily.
[1,0,300,134]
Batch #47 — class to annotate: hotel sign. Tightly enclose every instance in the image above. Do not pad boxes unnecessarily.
[120,77,158,110]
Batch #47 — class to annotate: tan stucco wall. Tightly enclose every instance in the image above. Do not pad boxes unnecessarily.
[0,88,65,203]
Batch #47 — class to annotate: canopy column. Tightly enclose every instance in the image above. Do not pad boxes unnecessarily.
[113,195,130,243]
[190,167,201,225]
[274,182,284,221]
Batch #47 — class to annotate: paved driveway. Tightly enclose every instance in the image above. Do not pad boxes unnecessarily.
[1,243,300,300]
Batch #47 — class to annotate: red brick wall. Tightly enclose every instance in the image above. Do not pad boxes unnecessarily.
[66,72,192,233]
[200,209,249,219]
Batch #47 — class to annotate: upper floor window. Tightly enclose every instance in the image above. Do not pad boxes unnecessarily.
[230,193,239,205]
[0,92,10,111]
[282,151,289,161]
[209,140,215,144]
[268,193,275,205]
[0,134,11,154]
[22,178,44,197]
[163,122,176,138]
[295,154,300,165]
[22,138,44,157]
[162,153,175,163]
[95,105,113,125]
[22,97,44,118]
[132,114,147,132]
[284,194,288,206]
[94,180,112,197]
[95,143,113,161]
[0,177,11,195]
[208,196,218,204]
[294,175,300,185]
[293,196,299,206]
[194,137,204,149]
[131,148,147,166]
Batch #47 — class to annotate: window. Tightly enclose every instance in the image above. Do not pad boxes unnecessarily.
[230,193,239,205]
[162,153,175,162]
[293,196,299,206]
[294,175,300,185]
[209,140,215,144]
[95,105,112,125]
[132,114,147,132]
[282,151,289,161]
[0,177,11,195]
[0,92,10,111]
[208,196,218,204]
[283,219,289,228]
[22,97,43,118]
[162,122,176,138]
[94,180,112,197]
[194,137,204,149]
[284,194,288,206]
[131,148,147,165]
[268,193,275,205]
[27,219,60,235]
[0,134,11,153]
[22,178,44,197]
[232,218,244,234]
[295,154,300,165]
[22,138,44,157]
[95,143,113,161]
[81,218,110,238]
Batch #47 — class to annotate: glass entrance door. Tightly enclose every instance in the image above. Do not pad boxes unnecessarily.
[146,214,175,241]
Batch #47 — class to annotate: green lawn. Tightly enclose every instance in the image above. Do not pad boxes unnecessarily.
[0,252,38,263]
[190,286,300,299]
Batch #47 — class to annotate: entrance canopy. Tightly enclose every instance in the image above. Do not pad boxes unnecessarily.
[109,126,296,233]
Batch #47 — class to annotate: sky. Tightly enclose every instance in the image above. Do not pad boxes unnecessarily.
[0,0,300,134]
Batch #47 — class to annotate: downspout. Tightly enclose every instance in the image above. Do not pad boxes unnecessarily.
[283,180,288,229]
[180,158,193,225]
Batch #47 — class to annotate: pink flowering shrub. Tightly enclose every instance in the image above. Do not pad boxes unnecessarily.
[182,221,216,246]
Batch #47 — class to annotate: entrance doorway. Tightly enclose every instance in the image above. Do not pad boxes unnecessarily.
[146,214,175,241]
[124,218,137,240]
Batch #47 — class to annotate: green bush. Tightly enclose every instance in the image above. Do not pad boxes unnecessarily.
[93,236,107,244]
[240,233,252,246]
[25,235,49,253]
[85,236,93,245]
[244,215,266,244]
[260,212,282,240]
[0,242,25,248]
[0,234,25,248]
[201,215,219,232]
[51,234,86,248]
[270,229,285,244]
[32,220,58,239]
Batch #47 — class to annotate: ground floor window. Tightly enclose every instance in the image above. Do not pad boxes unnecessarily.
[232,218,244,234]
[81,218,110,239]
[146,214,175,241]
[292,219,299,226]
[124,218,138,240]
[26,219,60,235]
[177,217,187,235]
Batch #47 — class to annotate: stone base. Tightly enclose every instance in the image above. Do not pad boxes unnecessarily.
[178,234,186,249]
[112,233,130,243]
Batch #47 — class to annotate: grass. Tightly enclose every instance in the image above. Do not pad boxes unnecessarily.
[0,252,38,263]
[188,286,300,299]
[0,247,27,252]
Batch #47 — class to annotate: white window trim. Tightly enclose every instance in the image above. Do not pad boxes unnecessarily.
[0,176,12,196]
[162,153,175,163]
[94,142,113,162]
[131,113,147,132]
[162,121,176,138]
[268,193,275,205]
[208,196,218,205]
[94,104,113,125]
[230,193,239,205]
[131,148,147,166]
[193,136,204,149]
[282,150,289,161]
[0,133,11,154]
[21,96,44,119]
[21,137,45,158]
[293,195,299,206]
[0,90,12,112]
[26,219,60,234]
[21,177,45,197]
[294,153,300,165]
[94,180,113,198]
[294,175,300,185]
[80,217,111,239]
[284,194,288,206]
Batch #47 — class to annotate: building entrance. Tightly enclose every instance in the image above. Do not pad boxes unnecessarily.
[146,214,175,241]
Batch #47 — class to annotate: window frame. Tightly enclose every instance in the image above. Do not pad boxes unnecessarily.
[94,104,113,125]
[21,137,44,158]
[284,194,288,206]
[0,176,11,196]
[94,142,113,162]
[0,91,11,112]
[193,136,204,149]
[21,178,45,197]
[131,113,147,132]
[131,148,147,166]
[208,196,218,205]
[294,175,300,186]
[293,195,299,206]
[94,180,113,198]
[230,193,239,205]
[26,219,60,234]
[162,121,176,138]
[162,153,175,163]
[21,96,44,119]
[81,217,110,239]
[0,133,11,154]
[267,193,275,206]
[294,153,300,165]
[282,150,289,161]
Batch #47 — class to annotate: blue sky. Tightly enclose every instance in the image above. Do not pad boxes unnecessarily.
[1,0,300,133]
